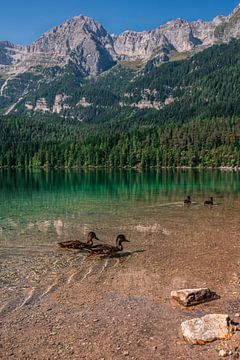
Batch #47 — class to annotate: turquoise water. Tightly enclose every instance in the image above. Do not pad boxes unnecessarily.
[0,169,240,303]
[0,169,239,250]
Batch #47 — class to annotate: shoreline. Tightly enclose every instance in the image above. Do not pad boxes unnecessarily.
[0,165,239,171]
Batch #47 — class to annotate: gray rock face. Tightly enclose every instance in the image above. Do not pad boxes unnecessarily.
[27,16,116,75]
[215,4,240,42]
[0,42,15,66]
[113,6,239,61]
[1,6,240,79]
[181,314,235,344]
[0,41,26,69]
[114,30,174,61]
[171,288,220,307]
[0,16,116,76]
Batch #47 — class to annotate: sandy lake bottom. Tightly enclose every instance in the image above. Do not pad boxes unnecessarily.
[0,170,240,359]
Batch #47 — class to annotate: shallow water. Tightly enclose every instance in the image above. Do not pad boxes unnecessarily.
[0,169,240,295]
[1,169,240,251]
[1,169,240,360]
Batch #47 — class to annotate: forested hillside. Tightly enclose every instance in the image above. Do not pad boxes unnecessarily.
[0,114,239,168]
[1,40,240,169]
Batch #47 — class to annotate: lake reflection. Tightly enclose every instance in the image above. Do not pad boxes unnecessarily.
[0,169,239,250]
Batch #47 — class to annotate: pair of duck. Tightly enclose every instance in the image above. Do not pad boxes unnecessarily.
[184,196,214,205]
[58,232,130,256]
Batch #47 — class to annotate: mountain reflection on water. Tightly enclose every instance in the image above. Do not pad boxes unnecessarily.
[0,169,239,250]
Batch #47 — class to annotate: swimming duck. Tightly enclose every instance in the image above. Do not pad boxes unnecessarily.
[204,197,214,206]
[58,231,100,249]
[184,195,191,205]
[87,234,130,256]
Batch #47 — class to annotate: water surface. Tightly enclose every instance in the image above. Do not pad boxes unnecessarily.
[0,169,239,289]
[1,169,240,360]
[0,169,239,246]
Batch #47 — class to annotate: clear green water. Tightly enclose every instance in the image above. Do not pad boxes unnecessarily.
[0,170,240,242]
[0,169,240,250]
[0,169,240,300]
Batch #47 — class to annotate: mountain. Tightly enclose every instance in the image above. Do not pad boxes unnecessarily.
[1,34,240,168]
[0,16,116,76]
[1,5,240,72]
[1,5,240,117]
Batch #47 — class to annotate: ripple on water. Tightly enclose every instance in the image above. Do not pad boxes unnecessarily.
[0,170,240,316]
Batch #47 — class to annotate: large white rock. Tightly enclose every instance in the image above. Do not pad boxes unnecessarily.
[171,288,220,307]
[181,314,233,344]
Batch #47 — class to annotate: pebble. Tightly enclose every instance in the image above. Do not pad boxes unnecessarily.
[123,351,129,356]
[219,349,228,357]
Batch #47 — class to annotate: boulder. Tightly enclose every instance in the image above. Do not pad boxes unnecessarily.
[181,314,234,345]
[171,288,220,307]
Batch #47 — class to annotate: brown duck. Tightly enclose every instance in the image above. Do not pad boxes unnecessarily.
[58,231,100,249]
[87,234,130,256]
[204,197,214,206]
[184,195,191,205]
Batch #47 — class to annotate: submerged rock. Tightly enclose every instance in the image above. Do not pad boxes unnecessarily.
[171,288,220,307]
[219,349,229,357]
[181,314,236,345]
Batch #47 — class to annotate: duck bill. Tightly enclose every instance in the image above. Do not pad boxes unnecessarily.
[124,239,130,242]
[94,236,100,241]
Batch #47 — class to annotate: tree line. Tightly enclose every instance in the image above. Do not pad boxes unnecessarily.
[0,115,239,169]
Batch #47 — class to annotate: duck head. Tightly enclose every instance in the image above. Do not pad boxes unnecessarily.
[86,231,100,245]
[116,234,130,250]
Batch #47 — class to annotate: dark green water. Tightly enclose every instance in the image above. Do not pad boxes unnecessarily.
[0,169,239,250]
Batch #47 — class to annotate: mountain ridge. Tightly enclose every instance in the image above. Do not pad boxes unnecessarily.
[1,4,240,75]
[1,5,240,117]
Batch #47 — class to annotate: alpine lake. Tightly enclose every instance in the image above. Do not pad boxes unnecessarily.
[1,169,240,359]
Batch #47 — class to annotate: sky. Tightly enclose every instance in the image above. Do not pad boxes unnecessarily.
[0,0,239,45]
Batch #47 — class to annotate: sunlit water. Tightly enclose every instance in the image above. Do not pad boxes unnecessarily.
[0,169,240,299]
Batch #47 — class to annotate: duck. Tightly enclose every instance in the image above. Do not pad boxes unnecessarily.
[58,231,100,249]
[204,197,214,206]
[184,195,191,205]
[87,234,130,256]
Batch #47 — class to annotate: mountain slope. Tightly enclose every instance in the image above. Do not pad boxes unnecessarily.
[1,5,240,117]
[5,38,240,124]
[0,36,240,169]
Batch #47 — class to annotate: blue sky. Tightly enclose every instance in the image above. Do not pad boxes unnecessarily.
[0,0,239,44]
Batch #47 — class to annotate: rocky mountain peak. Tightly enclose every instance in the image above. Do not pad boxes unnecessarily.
[29,14,114,56]
[0,14,116,76]
[214,3,240,42]
[1,5,240,76]
[230,3,240,16]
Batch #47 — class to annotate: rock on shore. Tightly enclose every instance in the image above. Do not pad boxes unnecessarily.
[171,288,220,307]
[181,314,234,345]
